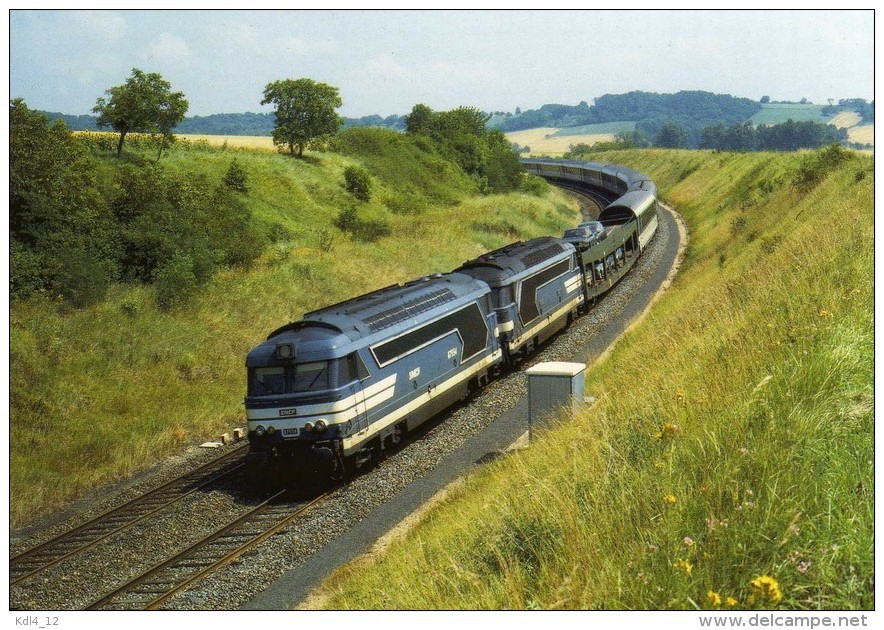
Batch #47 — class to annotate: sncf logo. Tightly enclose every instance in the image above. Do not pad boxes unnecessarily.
[278,408,298,417]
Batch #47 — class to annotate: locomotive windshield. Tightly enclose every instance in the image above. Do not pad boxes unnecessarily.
[248,353,369,396]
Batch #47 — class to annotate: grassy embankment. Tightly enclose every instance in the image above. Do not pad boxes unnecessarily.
[10,132,579,526]
[317,147,874,610]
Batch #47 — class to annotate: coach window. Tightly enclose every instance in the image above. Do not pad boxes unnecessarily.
[358,353,371,379]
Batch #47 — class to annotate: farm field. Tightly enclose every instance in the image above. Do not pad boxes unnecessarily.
[827,111,862,129]
[847,125,874,145]
[749,103,829,125]
[177,133,276,150]
[505,127,616,155]
[550,121,637,136]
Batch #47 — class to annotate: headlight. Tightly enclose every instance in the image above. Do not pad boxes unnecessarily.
[304,422,314,432]
[267,426,276,435]
[314,419,327,432]
[276,342,295,359]
[255,425,266,437]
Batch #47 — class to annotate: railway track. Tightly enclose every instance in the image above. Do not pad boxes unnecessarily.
[86,489,330,610]
[10,442,249,585]
[554,180,616,214]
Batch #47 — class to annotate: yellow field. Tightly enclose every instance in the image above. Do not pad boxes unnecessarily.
[848,124,874,146]
[72,130,279,151]
[177,134,276,150]
[505,127,616,156]
[828,111,862,129]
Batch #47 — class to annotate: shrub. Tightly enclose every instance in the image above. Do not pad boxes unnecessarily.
[10,239,45,301]
[519,174,549,196]
[155,256,198,310]
[52,244,115,307]
[335,205,359,232]
[317,228,336,252]
[223,158,249,193]
[344,165,372,201]
[792,144,854,192]
[335,205,391,242]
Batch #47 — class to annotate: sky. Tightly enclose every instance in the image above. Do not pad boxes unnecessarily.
[7,9,875,118]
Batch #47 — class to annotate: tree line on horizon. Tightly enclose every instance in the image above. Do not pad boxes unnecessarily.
[564,118,851,155]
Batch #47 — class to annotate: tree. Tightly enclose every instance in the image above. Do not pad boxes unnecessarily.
[654,122,688,148]
[261,78,342,157]
[404,103,434,135]
[93,68,188,158]
[10,99,120,304]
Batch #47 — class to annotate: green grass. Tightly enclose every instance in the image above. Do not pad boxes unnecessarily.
[316,148,873,610]
[9,136,580,526]
[551,121,637,137]
[749,104,830,126]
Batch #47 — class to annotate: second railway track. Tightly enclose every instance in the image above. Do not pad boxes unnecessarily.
[86,489,330,610]
[10,442,249,585]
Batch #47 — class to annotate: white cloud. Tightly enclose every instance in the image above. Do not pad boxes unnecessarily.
[145,32,192,65]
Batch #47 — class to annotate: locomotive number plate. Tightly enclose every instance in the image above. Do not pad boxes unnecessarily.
[282,427,299,437]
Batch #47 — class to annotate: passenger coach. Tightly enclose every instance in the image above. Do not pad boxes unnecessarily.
[456,237,583,360]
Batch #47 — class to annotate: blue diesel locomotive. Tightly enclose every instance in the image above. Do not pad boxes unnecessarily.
[245,159,659,480]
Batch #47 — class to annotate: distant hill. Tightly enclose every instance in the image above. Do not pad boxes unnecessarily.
[492,90,763,147]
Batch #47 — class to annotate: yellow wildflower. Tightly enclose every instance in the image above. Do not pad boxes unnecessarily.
[664,494,677,505]
[656,422,681,439]
[749,575,782,604]
[675,558,693,574]
[707,591,722,607]
[726,596,738,607]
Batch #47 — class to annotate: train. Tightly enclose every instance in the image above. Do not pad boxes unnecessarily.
[244,159,658,481]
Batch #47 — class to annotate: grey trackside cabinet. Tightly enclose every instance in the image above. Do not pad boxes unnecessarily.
[525,362,586,437]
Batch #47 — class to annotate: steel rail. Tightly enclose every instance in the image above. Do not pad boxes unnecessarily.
[10,442,249,584]
[85,489,330,610]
